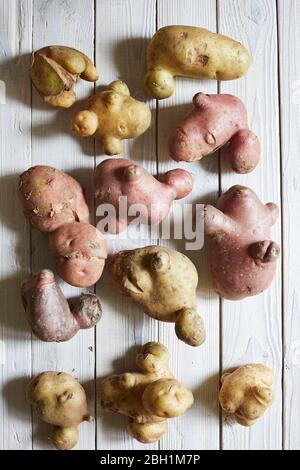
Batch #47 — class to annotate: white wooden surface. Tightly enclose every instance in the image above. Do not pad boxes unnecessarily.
[0,0,298,450]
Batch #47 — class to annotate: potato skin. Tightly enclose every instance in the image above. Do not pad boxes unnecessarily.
[204,185,280,300]
[100,342,193,443]
[18,165,89,233]
[145,26,251,99]
[169,92,260,173]
[71,80,151,155]
[31,45,98,108]
[109,246,205,346]
[21,269,102,342]
[27,371,90,449]
[94,158,193,233]
[49,221,107,288]
[219,364,274,426]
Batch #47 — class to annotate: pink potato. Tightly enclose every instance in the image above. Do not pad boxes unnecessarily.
[169,93,260,174]
[49,221,107,288]
[204,185,280,300]
[18,165,89,232]
[21,269,102,342]
[94,158,193,233]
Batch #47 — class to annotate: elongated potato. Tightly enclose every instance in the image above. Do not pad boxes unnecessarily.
[145,26,251,99]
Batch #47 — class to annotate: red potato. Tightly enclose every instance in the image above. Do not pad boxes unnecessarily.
[49,222,107,288]
[18,165,89,232]
[204,185,280,300]
[169,93,260,174]
[94,158,193,233]
[21,269,102,342]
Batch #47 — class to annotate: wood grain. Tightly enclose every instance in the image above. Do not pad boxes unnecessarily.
[218,0,282,450]
[95,0,159,450]
[157,0,220,450]
[277,0,300,451]
[0,0,33,451]
[31,0,96,450]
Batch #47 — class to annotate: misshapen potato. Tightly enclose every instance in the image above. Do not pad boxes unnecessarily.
[145,26,251,99]
[109,246,205,347]
[219,364,274,426]
[49,221,107,288]
[169,93,260,173]
[100,342,194,443]
[31,46,98,108]
[71,80,151,155]
[94,158,193,233]
[204,185,280,300]
[28,371,91,449]
[22,269,102,342]
[18,165,89,233]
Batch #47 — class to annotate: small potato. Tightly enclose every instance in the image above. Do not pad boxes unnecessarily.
[27,371,91,449]
[71,80,151,155]
[145,25,251,99]
[31,45,98,108]
[219,364,274,426]
[49,221,107,288]
[18,165,89,233]
[21,269,102,342]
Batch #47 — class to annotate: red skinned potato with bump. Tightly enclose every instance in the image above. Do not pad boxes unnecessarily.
[204,185,280,300]
[49,221,107,288]
[94,158,193,233]
[18,165,89,233]
[21,269,102,342]
[169,93,260,174]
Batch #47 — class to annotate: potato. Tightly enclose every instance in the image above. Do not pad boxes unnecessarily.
[169,92,260,173]
[145,25,251,99]
[31,45,98,108]
[100,342,193,443]
[21,269,102,342]
[219,364,274,426]
[204,185,280,300]
[18,165,89,233]
[109,246,206,346]
[49,221,107,288]
[71,80,151,155]
[94,158,193,233]
[27,371,91,449]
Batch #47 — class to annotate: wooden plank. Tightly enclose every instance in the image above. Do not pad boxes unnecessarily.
[31,0,96,450]
[277,0,300,451]
[157,0,220,450]
[95,0,159,450]
[0,0,33,451]
[218,0,282,449]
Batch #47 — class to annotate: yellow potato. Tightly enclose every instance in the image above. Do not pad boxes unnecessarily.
[145,25,251,99]
[219,364,274,426]
[100,342,194,444]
